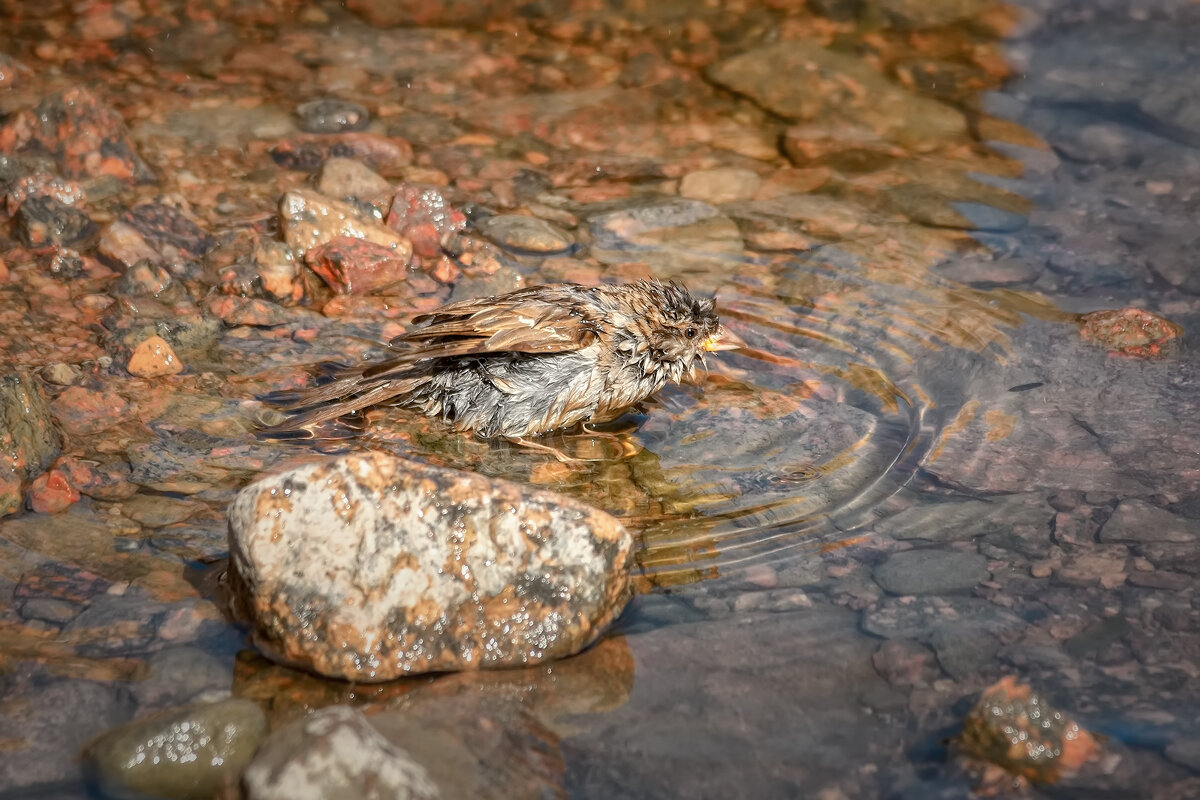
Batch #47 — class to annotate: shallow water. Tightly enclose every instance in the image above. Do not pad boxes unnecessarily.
[1,0,1199,797]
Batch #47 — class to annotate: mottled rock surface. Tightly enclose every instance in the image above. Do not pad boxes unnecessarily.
[227,452,633,680]
[243,705,439,800]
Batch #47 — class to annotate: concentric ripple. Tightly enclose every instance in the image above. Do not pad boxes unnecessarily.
[625,246,1033,586]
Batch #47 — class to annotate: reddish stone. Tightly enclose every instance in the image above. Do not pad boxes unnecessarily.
[1078,307,1183,358]
[53,456,137,501]
[3,173,87,217]
[27,467,81,514]
[384,184,466,259]
[305,236,411,295]
[957,676,1100,790]
[0,87,154,183]
[204,295,307,327]
[49,385,134,436]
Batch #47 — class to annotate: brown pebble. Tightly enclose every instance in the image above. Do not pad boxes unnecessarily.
[127,335,183,377]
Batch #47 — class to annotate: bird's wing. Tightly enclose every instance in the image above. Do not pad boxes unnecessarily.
[373,289,598,372]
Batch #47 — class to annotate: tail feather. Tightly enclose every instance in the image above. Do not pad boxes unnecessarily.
[262,370,428,433]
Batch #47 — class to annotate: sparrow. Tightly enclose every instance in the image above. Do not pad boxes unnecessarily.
[268,279,741,455]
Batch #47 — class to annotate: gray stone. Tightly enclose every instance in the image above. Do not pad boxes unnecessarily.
[679,168,762,205]
[707,41,965,150]
[85,698,267,800]
[133,647,232,709]
[585,197,743,275]
[0,678,135,789]
[1099,499,1199,544]
[243,705,439,800]
[883,495,1051,543]
[227,452,633,680]
[862,596,1024,641]
[297,99,371,134]
[872,549,989,595]
[480,214,574,254]
[316,157,392,203]
[1165,737,1200,773]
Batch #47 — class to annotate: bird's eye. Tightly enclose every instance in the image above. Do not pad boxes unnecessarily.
[684,327,697,339]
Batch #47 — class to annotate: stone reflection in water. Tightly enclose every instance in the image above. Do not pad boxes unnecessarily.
[231,634,634,799]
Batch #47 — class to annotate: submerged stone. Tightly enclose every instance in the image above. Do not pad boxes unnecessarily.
[956,676,1100,789]
[872,549,989,595]
[1078,307,1183,358]
[84,698,267,800]
[242,705,439,800]
[227,452,633,681]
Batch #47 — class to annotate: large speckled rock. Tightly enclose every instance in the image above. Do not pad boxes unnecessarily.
[227,452,633,681]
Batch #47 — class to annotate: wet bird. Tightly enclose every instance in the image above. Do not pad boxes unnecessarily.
[268,279,741,456]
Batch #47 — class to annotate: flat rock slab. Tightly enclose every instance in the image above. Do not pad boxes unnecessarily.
[227,452,633,681]
[872,549,990,595]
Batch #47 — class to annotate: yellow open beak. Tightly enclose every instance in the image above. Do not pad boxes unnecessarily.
[704,326,746,352]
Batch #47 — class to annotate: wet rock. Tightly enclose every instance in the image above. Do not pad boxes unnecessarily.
[13,195,98,248]
[243,705,439,800]
[1164,737,1200,773]
[227,452,633,681]
[111,261,181,300]
[134,647,232,709]
[386,184,467,259]
[203,295,312,327]
[872,549,989,595]
[42,362,82,386]
[707,41,966,152]
[1099,499,1199,544]
[279,188,413,261]
[305,236,411,295]
[270,133,413,176]
[126,335,185,378]
[863,596,1024,642]
[0,370,63,516]
[586,197,743,274]
[252,240,305,303]
[935,256,1042,287]
[3,172,87,216]
[116,203,218,271]
[885,495,1051,543]
[54,455,137,501]
[371,685,569,799]
[956,676,1100,788]
[1078,307,1183,358]
[479,214,574,255]
[679,168,762,205]
[0,677,135,790]
[26,466,80,514]
[112,315,222,361]
[315,156,393,206]
[297,99,372,134]
[871,639,940,687]
[84,698,267,800]
[51,386,135,437]
[99,221,164,269]
[0,87,154,183]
